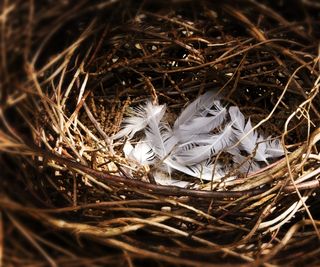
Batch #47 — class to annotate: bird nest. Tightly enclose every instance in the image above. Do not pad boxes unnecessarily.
[1,0,320,266]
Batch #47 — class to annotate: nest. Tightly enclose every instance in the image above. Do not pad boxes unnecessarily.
[1,0,320,266]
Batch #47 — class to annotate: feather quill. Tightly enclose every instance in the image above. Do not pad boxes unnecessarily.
[112,101,166,140]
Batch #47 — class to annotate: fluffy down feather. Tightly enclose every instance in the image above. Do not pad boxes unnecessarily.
[123,140,155,165]
[112,101,166,140]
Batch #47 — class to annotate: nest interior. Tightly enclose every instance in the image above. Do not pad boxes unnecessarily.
[1,0,320,266]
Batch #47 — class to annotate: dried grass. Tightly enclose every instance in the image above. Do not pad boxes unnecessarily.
[0,0,320,266]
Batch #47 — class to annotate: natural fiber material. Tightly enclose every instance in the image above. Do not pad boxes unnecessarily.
[1,1,320,266]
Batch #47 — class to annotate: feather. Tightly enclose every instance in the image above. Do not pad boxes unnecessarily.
[112,101,166,140]
[123,140,155,165]
[123,140,134,157]
[265,138,284,158]
[175,100,227,143]
[174,91,216,127]
[145,119,177,159]
[173,91,217,131]
[207,100,228,120]
[229,106,268,163]
[153,171,190,187]
[253,136,285,161]
[188,160,226,181]
[232,153,261,174]
[144,108,179,176]
[173,121,235,165]
[164,158,225,181]
[227,148,260,174]
[118,96,283,186]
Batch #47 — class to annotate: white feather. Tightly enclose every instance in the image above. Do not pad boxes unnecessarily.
[207,100,228,121]
[123,140,155,165]
[173,121,235,165]
[229,106,268,163]
[175,101,227,143]
[112,101,166,140]
[227,148,260,174]
[164,158,225,181]
[117,94,284,187]
[252,136,285,161]
[173,91,217,130]
[232,153,261,174]
[145,120,177,159]
[265,138,284,158]
[123,140,134,157]
[187,160,226,181]
[174,91,216,127]
[153,171,190,187]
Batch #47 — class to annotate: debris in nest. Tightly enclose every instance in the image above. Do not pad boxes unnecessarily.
[114,90,284,185]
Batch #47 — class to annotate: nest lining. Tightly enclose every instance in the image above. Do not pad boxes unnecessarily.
[1,0,320,266]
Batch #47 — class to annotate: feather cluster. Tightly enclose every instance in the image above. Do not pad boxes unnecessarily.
[113,91,284,187]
